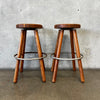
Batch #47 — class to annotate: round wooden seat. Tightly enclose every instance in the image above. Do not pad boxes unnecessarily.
[16,24,43,30]
[54,24,81,29]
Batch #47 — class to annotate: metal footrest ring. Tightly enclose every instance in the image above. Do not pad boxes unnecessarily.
[14,52,47,61]
[51,52,83,61]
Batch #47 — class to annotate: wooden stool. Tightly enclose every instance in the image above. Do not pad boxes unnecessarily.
[51,24,85,83]
[13,24,46,83]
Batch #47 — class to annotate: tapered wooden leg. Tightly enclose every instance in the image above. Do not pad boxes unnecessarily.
[51,31,60,72]
[73,30,85,82]
[20,30,27,72]
[13,30,24,83]
[70,30,76,71]
[34,30,46,82]
[52,30,64,83]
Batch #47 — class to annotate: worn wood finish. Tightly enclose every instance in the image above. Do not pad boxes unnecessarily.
[20,30,27,72]
[73,30,85,82]
[16,24,43,29]
[34,30,46,82]
[51,31,60,72]
[55,24,80,29]
[13,30,24,83]
[70,30,76,71]
[52,30,64,83]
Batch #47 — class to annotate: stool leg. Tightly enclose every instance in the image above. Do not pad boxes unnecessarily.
[13,30,24,83]
[70,30,76,71]
[73,30,85,82]
[20,30,27,72]
[52,30,64,83]
[34,30,46,82]
[51,31,60,72]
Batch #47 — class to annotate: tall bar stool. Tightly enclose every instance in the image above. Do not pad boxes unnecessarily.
[51,24,85,83]
[13,24,47,83]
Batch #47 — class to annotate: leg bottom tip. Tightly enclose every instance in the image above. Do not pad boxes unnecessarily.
[52,80,56,83]
[13,81,17,84]
[81,79,85,83]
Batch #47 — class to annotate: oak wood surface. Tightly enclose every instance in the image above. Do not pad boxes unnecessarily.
[55,24,80,29]
[16,24,43,29]
[34,30,46,82]
[20,30,27,72]
[70,30,76,71]
[52,30,64,83]
[13,30,24,83]
[51,31,60,72]
[73,30,85,82]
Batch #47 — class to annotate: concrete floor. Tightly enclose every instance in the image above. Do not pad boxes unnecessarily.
[0,70,100,100]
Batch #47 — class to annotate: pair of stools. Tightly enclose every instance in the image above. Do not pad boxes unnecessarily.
[13,24,85,83]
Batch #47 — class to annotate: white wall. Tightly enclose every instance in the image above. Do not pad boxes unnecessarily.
[0,0,100,69]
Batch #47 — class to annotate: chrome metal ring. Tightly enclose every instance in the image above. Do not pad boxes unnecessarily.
[14,52,47,61]
[51,52,83,61]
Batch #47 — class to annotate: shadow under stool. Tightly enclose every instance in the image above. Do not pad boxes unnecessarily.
[13,24,47,83]
[51,24,85,83]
